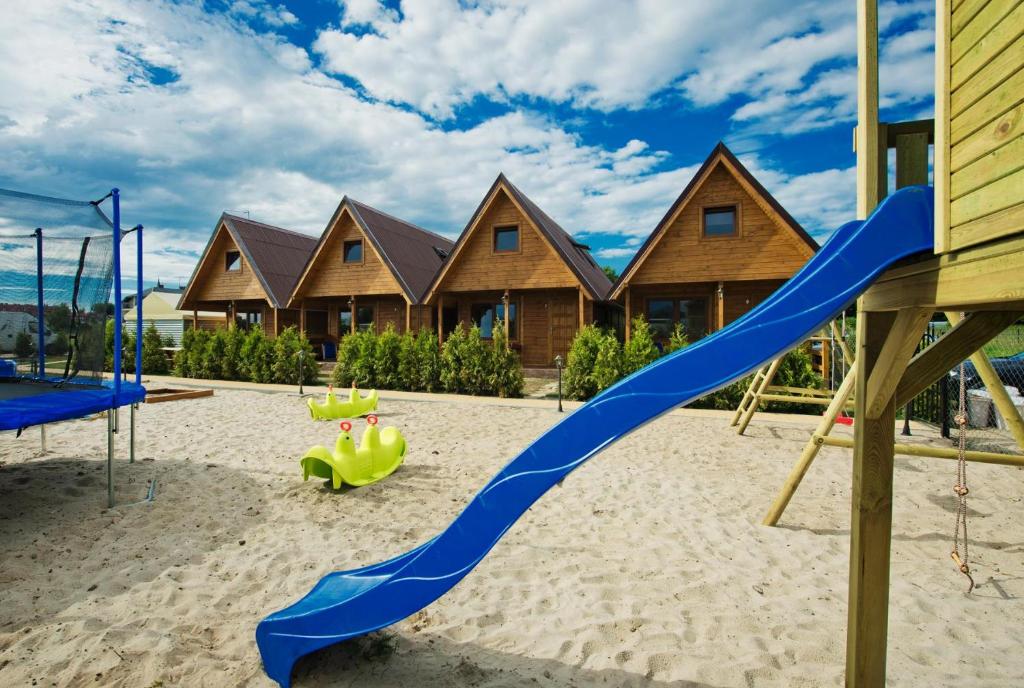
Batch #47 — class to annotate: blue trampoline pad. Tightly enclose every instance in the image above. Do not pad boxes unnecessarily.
[0,378,146,431]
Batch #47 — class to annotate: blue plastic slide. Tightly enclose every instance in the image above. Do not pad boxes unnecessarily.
[257,186,935,687]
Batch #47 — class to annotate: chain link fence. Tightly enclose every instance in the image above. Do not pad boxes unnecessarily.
[908,321,1024,453]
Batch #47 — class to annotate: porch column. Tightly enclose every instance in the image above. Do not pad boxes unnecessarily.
[624,287,632,342]
[503,290,511,348]
[350,295,356,335]
[299,300,306,334]
[273,307,279,336]
[226,300,233,328]
[405,301,412,334]
[716,281,725,331]
[437,295,444,345]
[193,309,199,331]
[578,287,585,330]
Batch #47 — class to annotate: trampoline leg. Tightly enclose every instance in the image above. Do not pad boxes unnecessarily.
[130,404,136,464]
[107,411,115,509]
[40,425,47,454]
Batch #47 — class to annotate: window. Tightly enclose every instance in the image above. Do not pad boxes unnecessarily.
[471,301,517,339]
[493,225,519,253]
[225,250,241,271]
[645,298,707,343]
[356,305,374,331]
[339,309,352,334]
[343,239,363,263]
[238,310,262,329]
[646,299,674,340]
[702,206,737,237]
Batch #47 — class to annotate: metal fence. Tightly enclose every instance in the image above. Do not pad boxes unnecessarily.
[907,322,1024,453]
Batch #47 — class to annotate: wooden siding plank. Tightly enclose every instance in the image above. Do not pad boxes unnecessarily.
[951,0,1017,63]
[950,64,1024,144]
[950,202,1024,250]
[192,228,267,303]
[949,166,1024,226]
[950,131,1024,198]
[631,165,812,286]
[951,4,1024,90]
[951,100,1023,170]
[951,30,1024,116]
[951,0,992,37]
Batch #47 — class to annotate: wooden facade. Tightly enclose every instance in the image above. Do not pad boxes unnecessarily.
[610,143,817,343]
[177,214,315,338]
[424,175,611,368]
[288,197,451,346]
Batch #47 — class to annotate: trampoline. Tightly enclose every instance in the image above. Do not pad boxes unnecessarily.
[0,187,145,507]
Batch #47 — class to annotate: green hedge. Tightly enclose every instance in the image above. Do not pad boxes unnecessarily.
[104,321,174,375]
[564,316,823,411]
[173,325,317,385]
[332,322,523,397]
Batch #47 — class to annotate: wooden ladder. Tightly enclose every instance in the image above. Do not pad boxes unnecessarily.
[730,357,783,435]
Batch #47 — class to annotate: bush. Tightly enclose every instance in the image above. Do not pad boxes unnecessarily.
[272,326,317,385]
[622,315,658,375]
[173,328,194,376]
[141,323,169,374]
[397,331,418,391]
[373,324,402,389]
[564,325,623,400]
[459,325,492,395]
[439,324,467,393]
[332,330,377,388]
[413,328,440,392]
[665,323,689,354]
[14,330,34,358]
[489,321,524,398]
[220,326,245,380]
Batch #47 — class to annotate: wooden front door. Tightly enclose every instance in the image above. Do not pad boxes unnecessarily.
[521,291,577,367]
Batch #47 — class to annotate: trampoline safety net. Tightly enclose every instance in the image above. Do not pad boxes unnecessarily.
[0,188,122,382]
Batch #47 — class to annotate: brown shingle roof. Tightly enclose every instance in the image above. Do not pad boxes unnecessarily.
[609,142,817,299]
[346,199,453,302]
[221,214,318,308]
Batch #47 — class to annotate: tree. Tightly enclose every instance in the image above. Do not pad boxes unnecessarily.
[622,315,658,374]
[141,323,169,374]
[601,265,619,282]
[14,331,34,358]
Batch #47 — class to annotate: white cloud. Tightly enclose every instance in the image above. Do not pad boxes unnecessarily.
[594,247,635,259]
[0,0,870,287]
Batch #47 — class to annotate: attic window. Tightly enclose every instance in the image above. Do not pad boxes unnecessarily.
[225,250,241,271]
[343,239,363,263]
[493,225,519,253]
[703,206,737,237]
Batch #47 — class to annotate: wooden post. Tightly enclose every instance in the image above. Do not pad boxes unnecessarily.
[846,305,897,688]
[437,295,444,345]
[299,300,306,335]
[273,307,279,337]
[856,0,880,219]
[350,295,356,335]
[225,301,232,328]
[405,301,412,334]
[578,287,585,330]
[193,309,199,331]
[716,282,725,331]
[503,290,511,348]
[895,132,929,188]
[946,312,1024,450]
[763,367,858,526]
[624,286,632,342]
[734,357,783,435]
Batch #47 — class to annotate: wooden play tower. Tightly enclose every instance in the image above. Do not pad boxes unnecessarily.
[839,1,1023,684]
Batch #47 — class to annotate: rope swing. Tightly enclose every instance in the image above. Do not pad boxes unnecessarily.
[951,356,974,593]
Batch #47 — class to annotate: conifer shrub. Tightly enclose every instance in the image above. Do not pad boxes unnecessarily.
[439,324,467,393]
[141,323,169,374]
[373,324,402,389]
[489,321,524,398]
[622,315,658,374]
[413,328,440,392]
[665,323,689,354]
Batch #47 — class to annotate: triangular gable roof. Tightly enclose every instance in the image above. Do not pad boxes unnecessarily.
[290,197,453,305]
[609,142,817,299]
[178,213,317,309]
[425,174,613,302]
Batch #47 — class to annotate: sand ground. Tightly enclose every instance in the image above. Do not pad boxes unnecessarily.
[1,386,1022,687]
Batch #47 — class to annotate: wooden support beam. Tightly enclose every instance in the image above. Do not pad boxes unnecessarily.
[830,320,855,367]
[624,287,632,342]
[817,435,1024,467]
[863,307,932,418]
[762,367,857,526]
[273,307,279,337]
[193,309,198,331]
[504,291,511,348]
[734,357,782,435]
[855,0,880,220]
[846,305,897,688]
[405,301,412,334]
[299,300,306,335]
[895,132,929,188]
[946,311,1024,450]
[893,310,1023,407]
[716,282,725,331]
[437,295,444,346]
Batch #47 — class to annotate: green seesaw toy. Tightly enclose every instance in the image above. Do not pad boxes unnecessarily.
[307,384,378,420]
[300,415,406,488]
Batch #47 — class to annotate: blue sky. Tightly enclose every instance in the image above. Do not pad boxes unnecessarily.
[0,0,935,288]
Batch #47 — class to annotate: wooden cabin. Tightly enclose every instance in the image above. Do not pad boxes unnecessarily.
[178,213,316,337]
[423,174,613,368]
[786,1,1024,685]
[609,142,817,344]
[287,197,453,345]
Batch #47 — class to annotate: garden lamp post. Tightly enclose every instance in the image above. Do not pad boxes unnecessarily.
[555,354,563,412]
